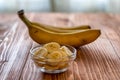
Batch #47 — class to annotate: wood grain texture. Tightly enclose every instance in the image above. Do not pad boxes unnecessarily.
[0,13,120,80]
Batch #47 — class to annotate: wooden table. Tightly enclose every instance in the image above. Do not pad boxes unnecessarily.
[0,13,120,80]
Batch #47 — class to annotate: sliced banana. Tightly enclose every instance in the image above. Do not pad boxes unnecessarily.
[46,51,62,66]
[34,47,48,57]
[60,51,69,62]
[32,42,74,70]
[60,46,72,56]
[33,47,48,62]
[43,42,60,53]
[47,51,62,61]
[46,60,59,66]
[60,51,68,57]
[34,61,44,67]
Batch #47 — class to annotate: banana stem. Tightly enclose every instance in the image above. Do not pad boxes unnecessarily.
[17,10,32,28]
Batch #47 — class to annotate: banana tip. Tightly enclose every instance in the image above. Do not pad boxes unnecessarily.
[18,10,24,15]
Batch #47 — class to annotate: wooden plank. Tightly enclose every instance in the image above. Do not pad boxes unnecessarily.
[0,14,33,80]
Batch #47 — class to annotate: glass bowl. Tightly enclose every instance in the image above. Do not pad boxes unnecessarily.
[30,45,77,74]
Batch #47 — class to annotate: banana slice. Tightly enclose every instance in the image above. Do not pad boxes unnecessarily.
[46,51,62,61]
[43,42,60,53]
[46,51,62,66]
[34,47,48,57]
[33,47,48,62]
[60,46,72,56]
[60,51,69,62]
[60,51,68,57]
[34,61,44,67]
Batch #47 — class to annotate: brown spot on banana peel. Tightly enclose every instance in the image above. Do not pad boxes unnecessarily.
[34,30,38,33]
[76,30,101,48]
[81,39,88,44]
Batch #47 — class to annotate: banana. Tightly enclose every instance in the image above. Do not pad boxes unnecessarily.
[18,10,101,47]
[43,42,60,53]
[26,25,100,47]
[32,22,91,33]
[18,10,91,33]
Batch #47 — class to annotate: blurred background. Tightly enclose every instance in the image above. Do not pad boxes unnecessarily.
[0,0,120,13]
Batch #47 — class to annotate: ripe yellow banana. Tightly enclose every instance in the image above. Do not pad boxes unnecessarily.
[32,22,91,33]
[18,10,91,33]
[18,10,101,47]
[23,23,100,47]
